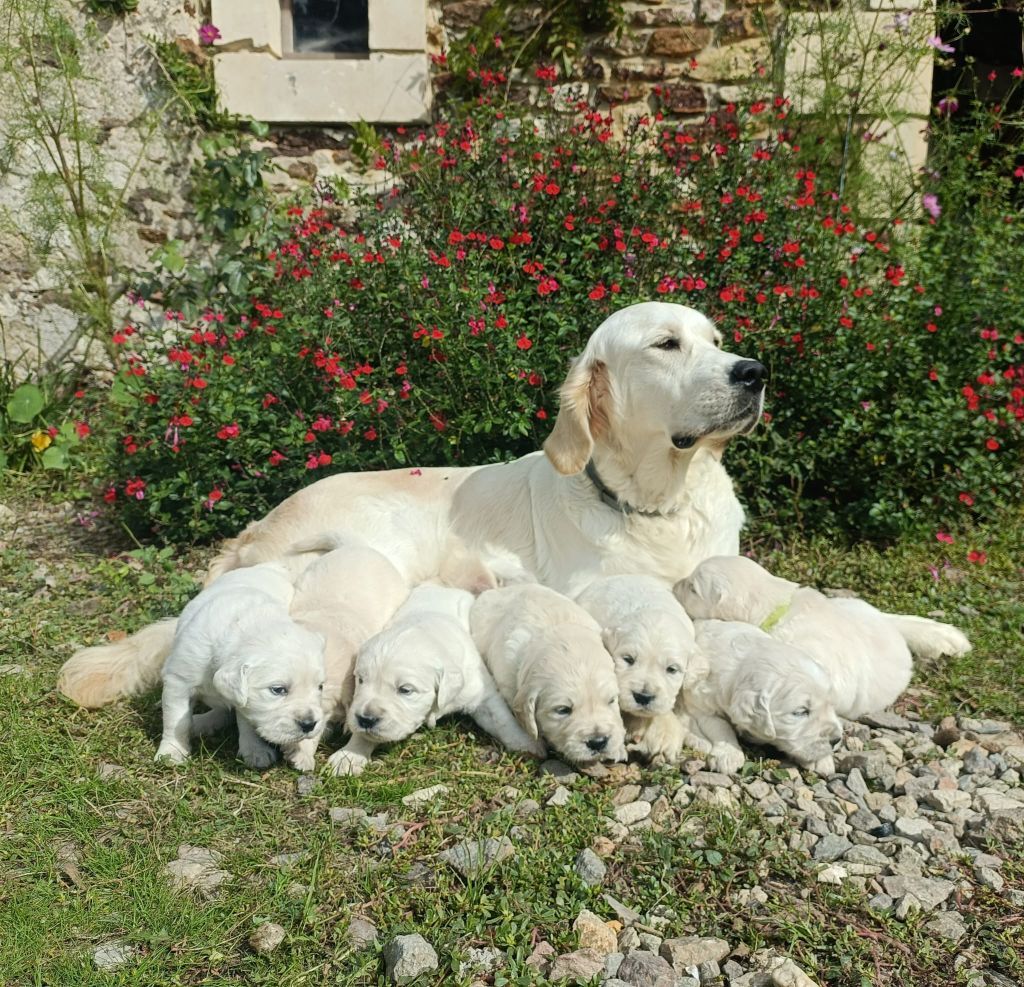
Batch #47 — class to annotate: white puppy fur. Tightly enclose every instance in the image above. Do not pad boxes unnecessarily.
[59,303,768,708]
[675,555,972,720]
[328,584,542,776]
[573,574,707,761]
[470,584,628,769]
[685,619,845,775]
[156,563,326,770]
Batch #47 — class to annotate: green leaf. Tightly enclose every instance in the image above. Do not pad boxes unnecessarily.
[704,849,723,866]
[7,384,45,423]
[41,444,68,470]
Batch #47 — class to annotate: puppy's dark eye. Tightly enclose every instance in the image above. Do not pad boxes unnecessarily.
[398,684,415,696]
[269,685,289,696]
[554,705,572,716]
[666,665,680,675]
[608,697,617,706]
[793,707,810,717]
[318,684,325,691]
[620,654,636,666]
[655,338,679,351]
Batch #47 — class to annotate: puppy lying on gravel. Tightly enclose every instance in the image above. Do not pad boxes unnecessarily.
[328,584,543,776]
[675,555,972,721]
[685,619,845,775]
[574,574,706,762]
[470,584,628,772]
[156,563,326,770]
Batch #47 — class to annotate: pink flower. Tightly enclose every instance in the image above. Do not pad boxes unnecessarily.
[198,23,221,45]
[926,36,954,54]
[922,193,941,220]
[936,97,959,115]
[935,531,954,544]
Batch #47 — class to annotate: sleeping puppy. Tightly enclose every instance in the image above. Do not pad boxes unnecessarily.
[327,584,543,776]
[684,619,844,775]
[156,563,326,770]
[470,584,628,771]
[675,555,972,720]
[574,574,706,762]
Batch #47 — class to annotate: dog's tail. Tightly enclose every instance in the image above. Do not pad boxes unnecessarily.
[57,618,178,708]
[882,613,972,660]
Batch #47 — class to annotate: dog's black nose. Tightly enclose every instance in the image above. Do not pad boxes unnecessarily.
[297,718,318,734]
[586,735,609,752]
[356,714,380,730]
[633,692,655,707]
[729,359,768,392]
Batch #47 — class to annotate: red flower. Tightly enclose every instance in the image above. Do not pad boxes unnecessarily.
[125,478,146,500]
[364,427,378,441]
[935,531,954,544]
[516,335,533,350]
[429,411,447,431]
[536,408,547,420]
[75,421,91,439]
[268,450,287,466]
[958,492,974,506]
[103,486,117,503]
[589,284,607,301]
[985,438,1000,451]
[217,423,240,440]
[967,550,987,565]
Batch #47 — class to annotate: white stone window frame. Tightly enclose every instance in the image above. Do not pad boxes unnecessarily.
[212,0,430,123]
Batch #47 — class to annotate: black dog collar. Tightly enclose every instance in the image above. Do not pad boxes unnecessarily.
[583,460,676,518]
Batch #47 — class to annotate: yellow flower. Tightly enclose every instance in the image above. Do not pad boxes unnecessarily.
[31,430,52,452]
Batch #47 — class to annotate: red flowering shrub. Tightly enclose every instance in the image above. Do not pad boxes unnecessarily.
[103,85,1024,543]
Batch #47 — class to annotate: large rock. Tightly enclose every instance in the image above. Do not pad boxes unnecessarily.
[648,26,712,57]
[548,948,606,981]
[660,936,731,971]
[882,875,955,911]
[383,934,438,984]
[616,949,678,986]
[573,909,618,955]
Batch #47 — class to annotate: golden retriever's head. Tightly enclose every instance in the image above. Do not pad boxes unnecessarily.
[717,631,843,768]
[544,302,767,475]
[674,555,797,624]
[514,624,627,766]
[346,621,466,743]
[214,620,327,748]
[603,608,697,718]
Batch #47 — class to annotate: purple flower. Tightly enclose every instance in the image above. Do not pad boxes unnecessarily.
[922,192,941,220]
[198,22,221,45]
[885,12,911,33]
[936,96,959,115]
[926,35,955,54]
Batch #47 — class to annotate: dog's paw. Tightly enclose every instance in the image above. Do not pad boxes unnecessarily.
[287,749,317,773]
[327,749,369,776]
[928,625,972,658]
[155,742,189,765]
[191,708,233,737]
[239,741,280,770]
[683,732,713,756]
[708,743,745,775]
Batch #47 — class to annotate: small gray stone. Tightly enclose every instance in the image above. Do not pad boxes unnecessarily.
[844,845,889,867]
[575,847,607,887]
[895,817,934,842]
[925,789,972,813]
[812,834,852,862]
[383,934,439,983]
[690,771,733,787]
[882,875,955,911]
[975,866,1004,891]
[296,773,320,796]
[540,759,581,782]
[163,844,230,895]
[618,927,642,951]
[844,768,869,798]
[402,784,448,808]
[346,915,379,950]
[548,948,606,981]
[768,956,820,986]
[439,836,515,878]
[867,893,893,913]
[616,948,678,986]
[604,952,625,978]
[614,801,652,826]
[459,945,503,976]
[330,806,368,827]
[604,893,642,925]
[547,785,572,807]
[961,718,1012,735]
[860,710,912,730]
[660,936,731,971]
[574,909,618,955]
[926,911,967,942]
[516,798,542,818]
[249,922,286,954]
[93,941,137,971]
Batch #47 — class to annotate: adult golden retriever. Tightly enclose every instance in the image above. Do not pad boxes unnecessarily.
[58,301,768,707]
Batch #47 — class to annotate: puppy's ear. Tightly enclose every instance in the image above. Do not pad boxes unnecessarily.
[213,661,250,707]
[730,687,777,740]
[512,683,541,740]
[601,626,623,656]
[430,664,466,725]
[543,358,612,475]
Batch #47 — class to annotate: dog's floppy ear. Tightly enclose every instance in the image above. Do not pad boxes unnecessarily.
[429,663,466,726]
[730,686,777,740]
[512,682,541,740]
[543,357,612,475]
[213,660,251,708]
[601,626,625,657]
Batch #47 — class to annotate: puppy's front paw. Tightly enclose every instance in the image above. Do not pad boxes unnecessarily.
[807,754,836,776]
[630,714,685,763]
[327,749,369,776]
[239,740,280,770]
[155,742,189,765]
[709,743,745,775]
[683,732,713,756]
[287,749,317,773]
[931,626,972,658]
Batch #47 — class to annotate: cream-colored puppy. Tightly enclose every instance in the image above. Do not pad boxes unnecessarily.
[156,563,326,770]
[328,585,542,776]
[470,584,628,769]
[685,619,844,775]
[574,574,705,761]
[675,555,972,720]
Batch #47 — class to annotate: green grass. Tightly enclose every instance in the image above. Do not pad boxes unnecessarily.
[1,480,1022,985]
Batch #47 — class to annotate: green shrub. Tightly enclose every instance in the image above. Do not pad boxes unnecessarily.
[96,76,1023,544]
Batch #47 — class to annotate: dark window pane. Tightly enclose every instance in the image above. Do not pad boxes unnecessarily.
[292,0,368,54]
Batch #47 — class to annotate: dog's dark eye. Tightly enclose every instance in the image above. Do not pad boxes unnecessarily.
[655,338,679,351]
[666,665,680,675]
[318,684,325,691]
[269,685,289,696]
[620,654,636,666]
[398,684,415,696]
[554,705,572,716]
[608,697,617,706]
[793,707,810,717]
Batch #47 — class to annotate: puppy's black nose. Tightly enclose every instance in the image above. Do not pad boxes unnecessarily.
[633,692,655,707]
[297,718,318,734]
[729,359,768,392]
[586,735,609,753]
[357,714,380,730]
